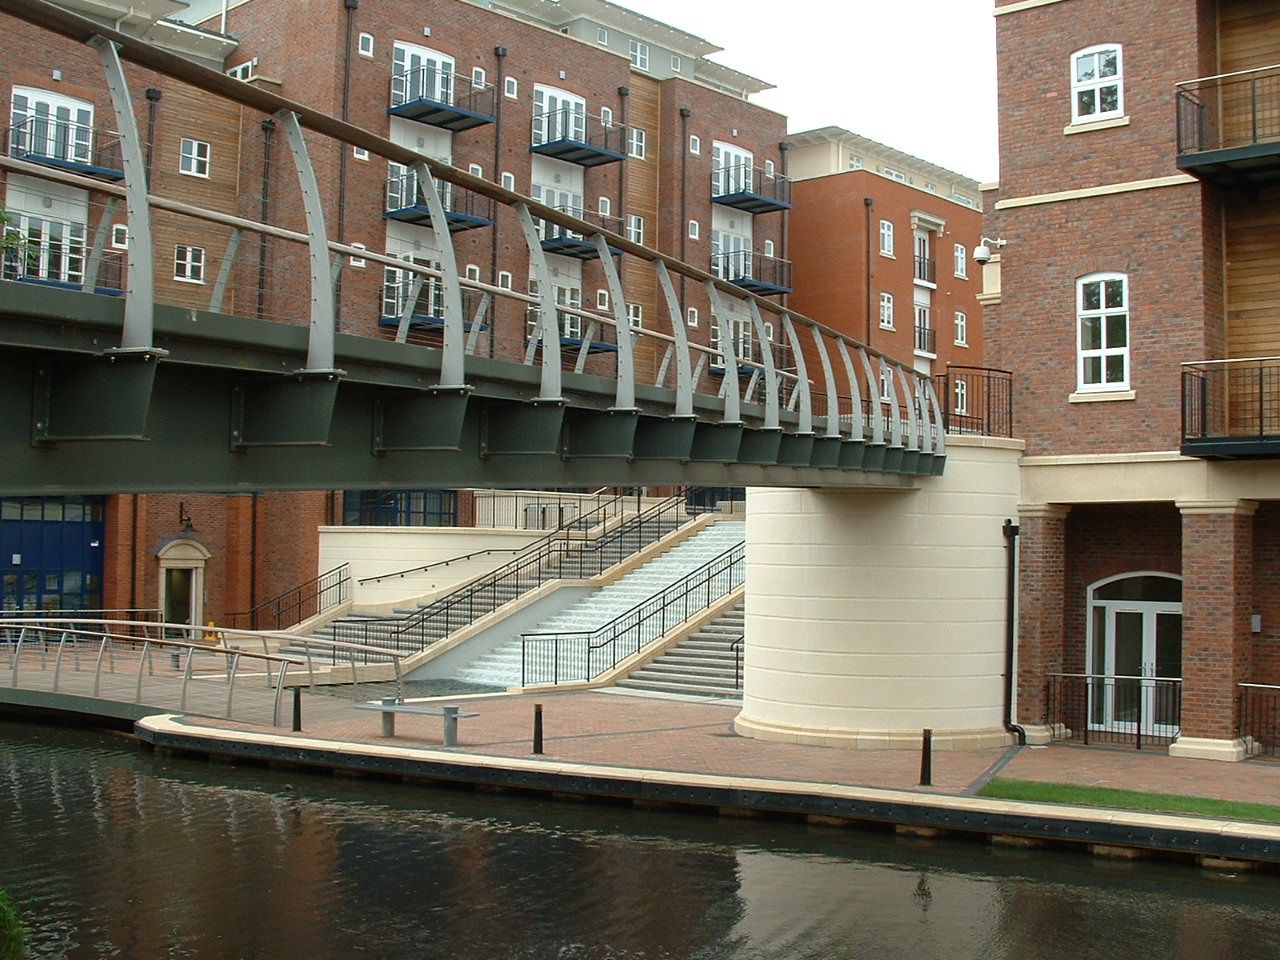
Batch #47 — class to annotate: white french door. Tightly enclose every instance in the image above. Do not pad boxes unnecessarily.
[1087,581,1182,735]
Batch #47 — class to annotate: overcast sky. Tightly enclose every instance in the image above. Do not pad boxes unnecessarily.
[621,0,1000,184]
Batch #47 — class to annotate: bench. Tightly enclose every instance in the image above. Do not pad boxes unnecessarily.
[354,696,479,746]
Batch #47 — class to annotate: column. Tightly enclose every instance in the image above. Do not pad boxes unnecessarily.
[1014,504,1069,744]
[1172,499,1255,761]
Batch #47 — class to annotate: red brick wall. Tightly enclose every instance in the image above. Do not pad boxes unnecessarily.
[1015,507,1069,725]
[1251,503,1280,684]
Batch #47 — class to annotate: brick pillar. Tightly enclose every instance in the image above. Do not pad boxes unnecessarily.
[1016,503,1070,741]
[1172,499,1255,761]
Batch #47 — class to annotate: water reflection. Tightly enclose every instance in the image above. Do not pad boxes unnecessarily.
[2,721,1279,960]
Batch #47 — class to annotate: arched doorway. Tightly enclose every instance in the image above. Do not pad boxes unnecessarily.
[1086,572,1182,735]
[157,538,210,637]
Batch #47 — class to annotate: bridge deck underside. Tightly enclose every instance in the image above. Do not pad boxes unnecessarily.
[0,285,925,495]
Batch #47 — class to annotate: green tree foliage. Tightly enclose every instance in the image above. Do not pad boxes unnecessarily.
[0,887,26,960]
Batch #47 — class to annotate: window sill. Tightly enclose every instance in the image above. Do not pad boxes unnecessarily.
[880,252,895,259]
[913,350,937,360]
[1069,389,1135,403]
[1064,115,1130,136]
[912,278,936,290]
[879,323,895,331]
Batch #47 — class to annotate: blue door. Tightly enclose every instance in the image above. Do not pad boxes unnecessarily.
[0,497,105,612]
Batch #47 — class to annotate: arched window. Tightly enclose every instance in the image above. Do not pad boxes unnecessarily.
[1071,44,1123,124]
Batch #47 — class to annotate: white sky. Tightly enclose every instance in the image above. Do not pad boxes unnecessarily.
[621,0,1000,183]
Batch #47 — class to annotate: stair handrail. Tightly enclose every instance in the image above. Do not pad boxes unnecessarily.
[731,633,744,690]
[224,564,351,631]
[328,495,691,651]
[358,490,631,585]
[520,540,745,686]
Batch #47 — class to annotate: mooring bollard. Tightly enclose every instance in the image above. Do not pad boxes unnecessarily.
[292,686,302,732]
[533,703,543,755]
[919,728,933,786]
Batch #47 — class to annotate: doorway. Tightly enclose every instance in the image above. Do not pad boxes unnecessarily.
[1086,573,1182,735]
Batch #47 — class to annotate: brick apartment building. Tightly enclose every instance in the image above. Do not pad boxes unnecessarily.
[0,0,794,625]
[786,127,985,388]
[987,0,1280,758]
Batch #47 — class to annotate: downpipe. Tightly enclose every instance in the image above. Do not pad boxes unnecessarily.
[1003,518,1027,746]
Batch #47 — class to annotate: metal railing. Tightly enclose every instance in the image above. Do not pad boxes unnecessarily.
[389,67,497,119]
[531,108,626,154]
[913,255,936,285]
[224,564,351,631]
[0,607,159,623]
[385,169,495,224]
[914,323,936,356]
[1239,683,1280,757]
[1046,673,1181,749]
[710,161,792,207]
[358,491,630,585]
[521,541,744,686]
[710,250,792,290]
[6,116,123,175]
[1182,358,1280,444]
[932,365,1013,438]
[1176,64,1280,156]
[330,495,691,651]
[732,633,744,690]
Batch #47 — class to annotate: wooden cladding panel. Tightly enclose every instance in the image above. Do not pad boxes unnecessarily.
[625,75,661,382]
[1226,184,1280,357]
[1219,0,1280,74]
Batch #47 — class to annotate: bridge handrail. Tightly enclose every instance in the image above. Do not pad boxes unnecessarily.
[328,495,690,651]
[6,0,944,461]
[358,491,629,585]
[520,540,744,686]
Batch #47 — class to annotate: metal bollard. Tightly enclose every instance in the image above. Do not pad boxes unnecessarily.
[919,728,933,786]
[170,651,181,670]
[380,696,397,737]
[442,705,461,747]
[532,703,543,755]
[292,686,302,732]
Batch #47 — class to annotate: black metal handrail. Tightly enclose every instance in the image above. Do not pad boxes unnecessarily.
[389,67,497,118]
[520,541,744,686]
[1181,358,1280,444]
[358,491,629,584]
[1239,683,1280,757]
[914,323,936,356]
[329,495,690,652]
[710,251,792,289]
[225,564,351,631]
[731,633,744,690]
[913,255,936,285]
[932,365,1013,438]
[1046,673,1181,750]
[1176,64,1280,155]
[710,162,791,206]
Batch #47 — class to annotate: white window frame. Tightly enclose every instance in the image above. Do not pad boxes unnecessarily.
[599,196,612,219]
[629,40,649,70]
[533,85,586,145]
[763,239,775,259]
[349,242,367,267]
[391,42,455,108]
[501,171,516,191]
[358,32,374,57]
[173,244,206,283]
[688,219,700,240]
[689,135,700,155]
[954,243,968,278]
[9,88,95,166]
[472,67,487,89]
[626,214,644,244]
[671,54,682,72]
[713,142,753,195]
[627,302,643,327]
[848,154,863,170]
[497,270,513,289]
[504,77,519,99]
[110,223,128,249]
[226,58,258,81]
[596,289,610,310]
[353,146,369,161]
[465,264,481,282]
[597,27,608,45]
[879,220,894,256]
[879,292,894,329]
[954,379,969,416]
[882,166,907,183]
[686,306,698,327]
[469,163,483,178]
[629,127,646,159]
[1077,272,1129,392]
[600,106,614,129]
[1071,44,1123,124]
[955,310,968,346]
[179,138,210,178]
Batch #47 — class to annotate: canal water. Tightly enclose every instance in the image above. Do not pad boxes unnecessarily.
[3,721,1280,960]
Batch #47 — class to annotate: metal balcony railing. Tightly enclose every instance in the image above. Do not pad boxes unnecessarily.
[6,116,124,180]
[1046,673,1181,750]
[710,251,792,294]
[1176,64,1280,156]
[711,161,792,212]
[913,255,936,284]
[530,109,626,166]
[914,323,936,356]
[1182,357,1280,457]
[388,68,497,129]
[385,169,495,230]
[932,365,1013,437]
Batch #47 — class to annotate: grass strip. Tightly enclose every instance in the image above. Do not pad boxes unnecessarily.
[977,777,1280,824]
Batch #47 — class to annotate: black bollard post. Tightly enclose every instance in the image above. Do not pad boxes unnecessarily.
[533,703,543,755]
[292,686,302,732]
[919,728,933,786]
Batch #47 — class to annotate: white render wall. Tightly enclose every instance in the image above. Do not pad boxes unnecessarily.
[735,436,1023,750]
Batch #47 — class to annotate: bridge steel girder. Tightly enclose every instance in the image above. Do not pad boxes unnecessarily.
[0,285,922,496]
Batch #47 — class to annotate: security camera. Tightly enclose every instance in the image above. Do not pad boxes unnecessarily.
[973,244,992,265]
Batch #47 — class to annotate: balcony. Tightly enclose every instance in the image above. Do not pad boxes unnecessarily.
[529,110,625,167]
[387,68,496,131]
[710,250,792,296]
[913,323,936,357]
[384,169,494,233]
[1176,65,1280,186]
[525,308,618,356]
[5,116,124,182]
[379,286,490,343]
[1182,357,1280,457]
[913,254,936,285]
[932,365,1013,437]
[710,162,792,214]
[535,207,622,260]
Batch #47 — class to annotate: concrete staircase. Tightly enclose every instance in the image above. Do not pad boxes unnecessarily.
[616,602,744,698]
[452,521,745,687]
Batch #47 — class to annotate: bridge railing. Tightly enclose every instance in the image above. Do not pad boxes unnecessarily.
[520,541,744,686]
[2,0,951,481]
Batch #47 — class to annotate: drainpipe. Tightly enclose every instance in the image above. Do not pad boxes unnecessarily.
[863,197,873,347]
[678,106,691,309]
[489,45,508,359]
[778,140,789,308]
[256,118,276,320]
[333,0,359,328]
[1003,518,1027,745]
[143,88,161,182]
